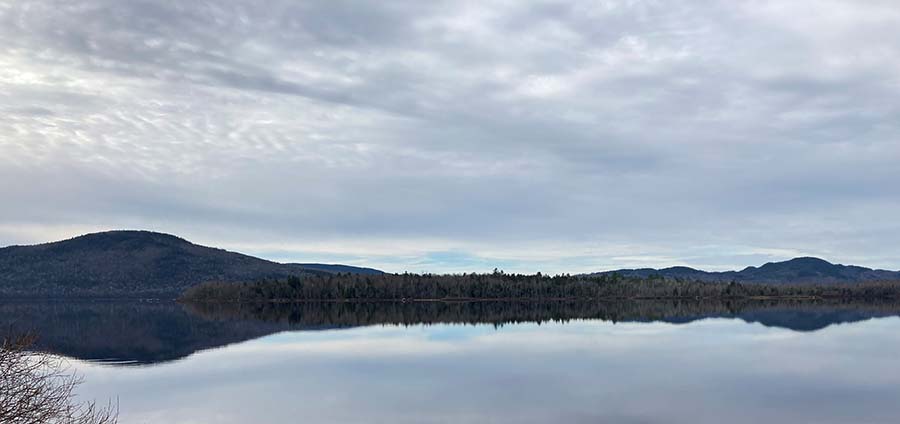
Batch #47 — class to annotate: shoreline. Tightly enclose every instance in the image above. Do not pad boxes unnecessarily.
[178,295,899,304]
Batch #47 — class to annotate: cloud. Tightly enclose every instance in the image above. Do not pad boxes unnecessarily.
[1,0,899,273]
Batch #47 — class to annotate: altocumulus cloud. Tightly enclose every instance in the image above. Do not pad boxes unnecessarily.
[1,0,899,273]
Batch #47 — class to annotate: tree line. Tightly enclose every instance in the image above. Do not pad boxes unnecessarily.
[180,270,900,302]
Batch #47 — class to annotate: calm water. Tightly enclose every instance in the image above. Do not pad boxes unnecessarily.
[6,301,900,423]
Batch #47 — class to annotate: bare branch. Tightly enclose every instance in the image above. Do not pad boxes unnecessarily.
[0,334,118,424]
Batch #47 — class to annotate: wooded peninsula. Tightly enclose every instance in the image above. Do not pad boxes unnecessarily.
[180,271,900,303]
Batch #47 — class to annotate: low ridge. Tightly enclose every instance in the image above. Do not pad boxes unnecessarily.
[594,257,900,284]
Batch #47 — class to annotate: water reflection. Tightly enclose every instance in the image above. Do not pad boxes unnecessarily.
[3,299,900,365]
[0,300,290,364]
[73,317,900,424]
[186,299,900,332]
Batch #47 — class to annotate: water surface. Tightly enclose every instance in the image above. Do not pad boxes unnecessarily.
[6,301,900,423]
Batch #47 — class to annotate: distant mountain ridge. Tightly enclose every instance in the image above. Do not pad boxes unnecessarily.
[2,231,896,298]
[0,230,382,297]
[592,257,900,284]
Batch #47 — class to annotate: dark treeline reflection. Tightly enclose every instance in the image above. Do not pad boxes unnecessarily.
[184,299,900,332]
[5,299,900,366]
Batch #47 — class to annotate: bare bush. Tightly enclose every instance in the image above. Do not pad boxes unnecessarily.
[0,334,117,424]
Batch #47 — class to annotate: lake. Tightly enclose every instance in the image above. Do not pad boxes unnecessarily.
[6,300,900,423]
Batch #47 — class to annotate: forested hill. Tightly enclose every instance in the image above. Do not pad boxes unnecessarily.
[592,257,900,284]
[0,231,381,297]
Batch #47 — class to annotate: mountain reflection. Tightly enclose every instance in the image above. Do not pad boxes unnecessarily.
[3,299,900,365]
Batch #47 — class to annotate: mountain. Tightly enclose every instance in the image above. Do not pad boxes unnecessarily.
[0,230,381,297]
[593,257,900,284]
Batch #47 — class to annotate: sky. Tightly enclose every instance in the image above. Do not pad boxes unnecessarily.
[1,0,899,274]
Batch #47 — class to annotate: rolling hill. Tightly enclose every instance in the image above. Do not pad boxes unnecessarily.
[0,230,381,297]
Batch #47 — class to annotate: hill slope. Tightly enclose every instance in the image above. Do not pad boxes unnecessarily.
[593,257,900,284]
[289,263,383,275]
[0,231,381,297]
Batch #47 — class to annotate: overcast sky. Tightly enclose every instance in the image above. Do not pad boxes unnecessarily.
[2,0,899,273]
